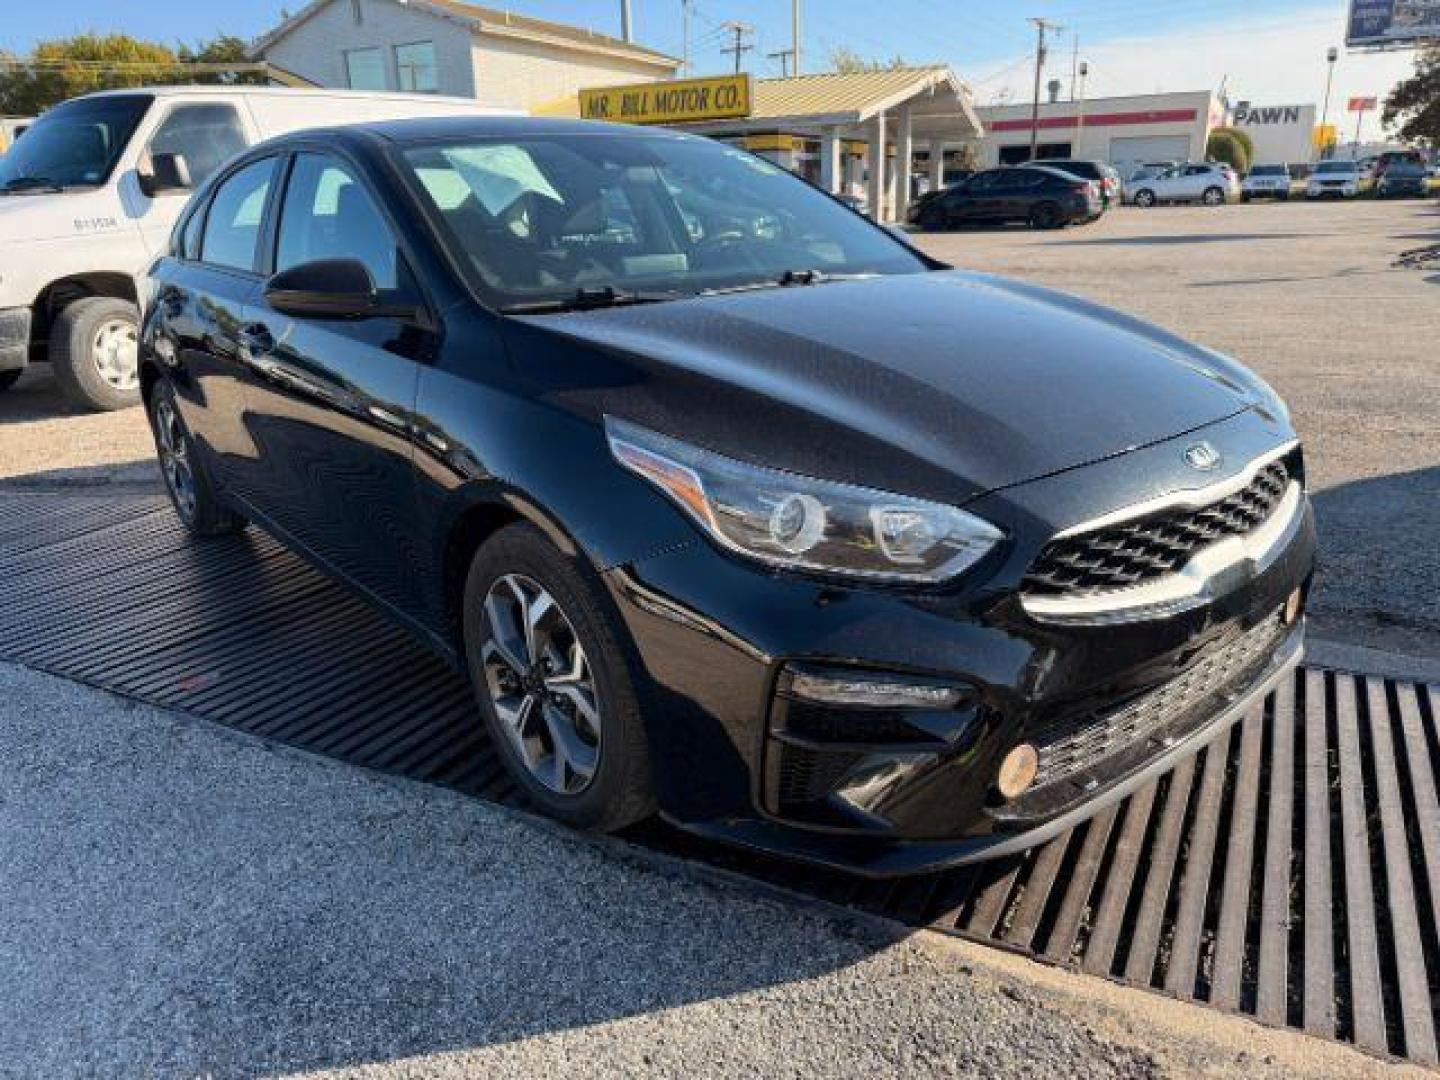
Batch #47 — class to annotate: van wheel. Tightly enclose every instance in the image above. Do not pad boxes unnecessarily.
[0,370,20,392]
[463,522,655,833]
[51,297,141,412]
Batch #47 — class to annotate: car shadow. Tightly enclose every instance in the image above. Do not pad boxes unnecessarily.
[1308,466,1440,655]
[0,363,143,425]
[1058,232,1323,247]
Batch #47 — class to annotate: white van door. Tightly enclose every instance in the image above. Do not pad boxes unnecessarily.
[122,100,256,256]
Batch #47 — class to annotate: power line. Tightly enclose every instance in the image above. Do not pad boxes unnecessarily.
[719,21,754,75]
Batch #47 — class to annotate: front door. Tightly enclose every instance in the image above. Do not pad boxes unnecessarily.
[236,151,432,617]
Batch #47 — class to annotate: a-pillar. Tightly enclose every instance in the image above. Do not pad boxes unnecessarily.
[868,112,887,220]
[819,128,842,194]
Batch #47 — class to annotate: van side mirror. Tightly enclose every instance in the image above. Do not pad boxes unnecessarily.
[139,152,193,197]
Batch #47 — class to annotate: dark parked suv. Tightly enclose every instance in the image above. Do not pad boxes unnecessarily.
[911,166,1101,230]
[141,118,1313,876]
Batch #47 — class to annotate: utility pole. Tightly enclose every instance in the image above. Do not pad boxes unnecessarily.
[1319,46,1339,160]
[720,22,754,75]
[1069,37,1079,102]
[1076,60,1089,140]
[792,0,802,76]
[1028,18,1061,161]
[767,49,793,78]
[620,0,632,43]
[681,0,690,77]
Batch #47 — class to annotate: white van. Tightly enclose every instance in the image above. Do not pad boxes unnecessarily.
[0,86,513,410]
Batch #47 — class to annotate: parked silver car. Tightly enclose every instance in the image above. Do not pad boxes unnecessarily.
[1128,162,1242,207]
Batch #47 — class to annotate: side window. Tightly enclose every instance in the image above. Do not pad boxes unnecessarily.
[148,104,249,188]
[1185,165,1209,176]
[968,172,999,192]
[276,153,398,290]
[345,47,387,90]
[200,157,275,272]
[395,42,438,93]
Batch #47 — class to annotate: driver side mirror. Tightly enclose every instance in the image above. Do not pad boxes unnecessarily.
[264,258,422,322]
[138,152,192,197]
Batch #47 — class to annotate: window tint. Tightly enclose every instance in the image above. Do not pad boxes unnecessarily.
[179,203,204,260]
[0,93,151,189]
[967,171,1000,191]
[345,47,387,90]
[148,104,248,188]
[395,41,437,93]
[276,154,397,289]
[200,157,275,272]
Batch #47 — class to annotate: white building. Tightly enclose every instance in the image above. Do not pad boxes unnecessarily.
[251,0,679,112]
[1231,102,1319,166]
[973,91,1223,174]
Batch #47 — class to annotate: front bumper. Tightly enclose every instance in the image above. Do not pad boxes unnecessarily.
[604,410,1316,877]
[0,307,30,373]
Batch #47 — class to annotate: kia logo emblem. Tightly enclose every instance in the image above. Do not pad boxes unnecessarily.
[1184,442,1223,472]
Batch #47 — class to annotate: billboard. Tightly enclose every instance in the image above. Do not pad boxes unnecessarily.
[1347,0,1440,48]
[578,75,752,125]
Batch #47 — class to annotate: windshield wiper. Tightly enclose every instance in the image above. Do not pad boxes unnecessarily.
[0,176,66,194]
[700,269,875,298]
[501,284,684,315]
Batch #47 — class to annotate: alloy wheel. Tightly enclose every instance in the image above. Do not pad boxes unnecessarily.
[1203,187,1225,206]
[92,317,139,392]
[480,573,601,795]
[154,397,197,522]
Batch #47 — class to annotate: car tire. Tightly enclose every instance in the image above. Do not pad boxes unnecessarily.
[1029,202,1064,230]
[146,379,248,537]
[0,369,21,393]
[1134,189,1156,208]
[918,209,946,232]
[1202,186,1226,206]
[463,521,655,833]
[50,296,142,412]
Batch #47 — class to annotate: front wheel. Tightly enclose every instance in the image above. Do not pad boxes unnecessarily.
[1202,186,1226,206]
[463,522,655,832]
[1134,189,1156,208]
[0,369,20,393]
[1029,202,1063,230]
[50,296,142,412]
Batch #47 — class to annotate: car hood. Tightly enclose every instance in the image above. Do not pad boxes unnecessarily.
[512,270,1261,505]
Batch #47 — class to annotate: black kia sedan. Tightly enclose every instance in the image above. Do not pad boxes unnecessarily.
[911,166,1101,231]
[140,118,1313,877]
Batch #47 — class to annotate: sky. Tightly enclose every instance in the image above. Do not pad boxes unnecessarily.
[1,0,1422,141]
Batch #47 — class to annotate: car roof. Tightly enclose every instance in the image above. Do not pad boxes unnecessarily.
[75,85,495,107]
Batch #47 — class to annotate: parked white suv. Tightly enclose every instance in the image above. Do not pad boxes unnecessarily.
[1241,163,1295,201]
[1128,162,1241,208]
[1306,160,1364,199]
[0,86,511,410]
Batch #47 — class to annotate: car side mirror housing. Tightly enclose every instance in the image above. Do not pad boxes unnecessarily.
[264,258,384,319]
[138,152,193,197]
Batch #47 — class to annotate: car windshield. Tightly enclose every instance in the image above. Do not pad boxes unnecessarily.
[0,94,151,191]
[1315,162,1357,175]
[399,131,929,312]
[1251,166,1287,176]
[1388,163,1426,177]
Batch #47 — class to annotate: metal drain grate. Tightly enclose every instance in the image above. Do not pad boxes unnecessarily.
[1,490,1436,1066]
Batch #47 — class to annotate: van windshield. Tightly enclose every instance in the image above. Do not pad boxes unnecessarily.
[399,131,928,312]
[0,94,152,192]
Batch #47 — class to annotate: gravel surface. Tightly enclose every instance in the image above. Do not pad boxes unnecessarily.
[0,662,1407,1079]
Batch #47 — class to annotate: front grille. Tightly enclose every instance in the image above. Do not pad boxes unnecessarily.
[1022,460,1290,599]
[776,744,864,807]
[1031,613,1286,790]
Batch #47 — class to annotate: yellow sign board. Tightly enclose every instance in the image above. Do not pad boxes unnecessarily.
[1313,124,1338,149]
[579,74,753,125]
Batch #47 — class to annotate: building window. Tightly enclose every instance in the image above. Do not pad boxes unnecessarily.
[394,42,438,94]
[345,47,387,91]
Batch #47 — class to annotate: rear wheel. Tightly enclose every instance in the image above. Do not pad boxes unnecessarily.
[0,369,20,393]
[1202,185,1226,206]
[1029,202,1063,230]
[50,296,142,412]
[1134,189,1157,208]
[918,207,947,232]
[146,380,247,537]
[463,522,655,832]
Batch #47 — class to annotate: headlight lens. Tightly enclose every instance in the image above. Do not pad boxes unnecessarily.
[606,417,1002,583]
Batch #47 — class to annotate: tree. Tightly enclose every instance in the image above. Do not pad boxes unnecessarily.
[1206,128,1251,174]
[177,35,268,86]
[828,46,908,74]
[1383,47,1440,146]
[1215,124,1254,163]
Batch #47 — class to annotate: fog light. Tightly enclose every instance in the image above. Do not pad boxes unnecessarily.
[998,743,1039,799]
[1284,588,1303,627]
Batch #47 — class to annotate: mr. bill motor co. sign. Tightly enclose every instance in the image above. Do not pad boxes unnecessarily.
[579,74,753,125]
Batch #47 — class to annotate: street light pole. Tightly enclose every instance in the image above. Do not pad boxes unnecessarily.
[792,0,802,76]
[1076,61,1089,143]
[1319,46,1338,160]
[1028,18,1060,161]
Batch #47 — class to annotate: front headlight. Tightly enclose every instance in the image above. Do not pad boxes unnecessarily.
[606,418,1002,583]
